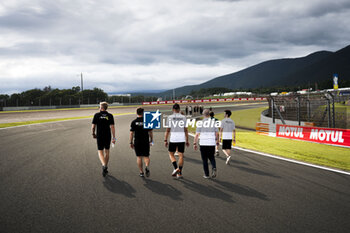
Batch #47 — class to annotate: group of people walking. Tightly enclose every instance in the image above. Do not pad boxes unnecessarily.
[185,105,204,116]
[91,102,236,179]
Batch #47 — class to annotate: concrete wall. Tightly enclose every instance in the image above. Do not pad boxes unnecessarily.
[2,106,71,111]
[260,109,308,126]
[1,103,129,111]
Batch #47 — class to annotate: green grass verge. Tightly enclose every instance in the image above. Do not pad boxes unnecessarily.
[333,103,350,114]
[215,106,267,129]
[235,130,350,171]
[189,107,350,171]
[0,112,133,128]
[318,103,350,114]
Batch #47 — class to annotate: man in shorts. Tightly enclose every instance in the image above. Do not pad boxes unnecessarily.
[130,107,153,177]
[92,102,116,177]
[164,103,189,179]
[194,109,219,178]
[220,110,236,165]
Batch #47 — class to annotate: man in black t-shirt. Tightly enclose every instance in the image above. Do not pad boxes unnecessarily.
[130,107,153,177]
[92,102,116,177]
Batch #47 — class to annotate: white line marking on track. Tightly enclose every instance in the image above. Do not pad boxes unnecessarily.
[188,133,350,176]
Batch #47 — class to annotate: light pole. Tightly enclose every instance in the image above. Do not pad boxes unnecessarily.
[81,72,83,92]
[81,73,84,104]
[77,73,84,105]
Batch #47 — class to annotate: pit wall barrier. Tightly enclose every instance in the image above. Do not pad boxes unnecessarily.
[2,105,79,111]
[1,103,126,111]
[142,97,267,105]
[259,109,316,127]
[256,122,350,148]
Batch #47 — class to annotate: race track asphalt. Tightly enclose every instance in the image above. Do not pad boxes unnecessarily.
[0,103,349,233]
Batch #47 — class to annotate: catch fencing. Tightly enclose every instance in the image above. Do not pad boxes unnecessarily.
[268,92,349,129]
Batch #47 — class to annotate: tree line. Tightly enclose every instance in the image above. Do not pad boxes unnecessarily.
[1,78,348,107]
[0,86,108,107]
[0,86,159,107]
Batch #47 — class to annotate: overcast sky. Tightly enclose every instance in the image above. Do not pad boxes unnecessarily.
[0,0,349,94]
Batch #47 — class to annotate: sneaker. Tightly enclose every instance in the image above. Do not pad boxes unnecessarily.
[172,168,180,177]
[212,168,217,178]
[226,156,231,165]
[176,174,183,179]
[102,166,108,177]
[203,175,210,179]
[145,167,150,177]
[139,172,145,177]
[215,150,219,156]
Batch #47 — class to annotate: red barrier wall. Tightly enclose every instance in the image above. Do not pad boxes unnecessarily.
[142,97,267,105]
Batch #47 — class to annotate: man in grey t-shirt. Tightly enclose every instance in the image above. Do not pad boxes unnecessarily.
[194,109,219,178]
[164,104,189,179]
[220,110,236,165]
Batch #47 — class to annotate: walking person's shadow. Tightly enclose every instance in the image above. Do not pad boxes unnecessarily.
[143,179,183,201]
[103,175,136,198]
[180,179,234,203]
[211,179,269,200]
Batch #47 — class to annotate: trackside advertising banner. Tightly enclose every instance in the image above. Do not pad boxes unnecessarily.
[276,124,350,147]
[142,97,266,105]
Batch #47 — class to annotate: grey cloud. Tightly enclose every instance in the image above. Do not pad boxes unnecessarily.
[0,42,56,57]
[302,0,350,18]
[0,5,60,30]
[0,0,350,94]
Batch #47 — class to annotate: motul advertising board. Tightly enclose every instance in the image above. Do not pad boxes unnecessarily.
[276,124,350,147]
